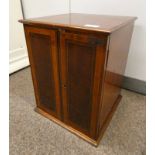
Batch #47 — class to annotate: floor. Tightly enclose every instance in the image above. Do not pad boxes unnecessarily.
[9,68,146,155]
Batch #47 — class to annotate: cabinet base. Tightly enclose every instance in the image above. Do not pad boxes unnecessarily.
[35,95,122,146]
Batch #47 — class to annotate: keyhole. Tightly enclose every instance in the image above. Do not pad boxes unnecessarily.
[63,84,67,88]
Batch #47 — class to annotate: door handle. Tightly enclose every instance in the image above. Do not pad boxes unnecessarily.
[63,84,67,88]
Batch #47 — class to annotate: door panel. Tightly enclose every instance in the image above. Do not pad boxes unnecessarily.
[60,32,107,137]
[25,27,61,119]
[67,41,95,131]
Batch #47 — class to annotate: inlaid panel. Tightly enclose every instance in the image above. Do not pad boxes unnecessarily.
[29,33,56,111]
[67,41,95,131]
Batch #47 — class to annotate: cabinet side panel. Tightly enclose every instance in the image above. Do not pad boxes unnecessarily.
[99,23,134,132]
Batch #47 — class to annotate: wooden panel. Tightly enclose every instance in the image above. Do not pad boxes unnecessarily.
[24,26,61,118]
[60,31,107,137]
[67,41,95,131]
[98,23,134,134]
[19,13,137,33]
[30,33,56,110]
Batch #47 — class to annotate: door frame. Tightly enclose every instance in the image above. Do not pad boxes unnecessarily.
[60,31,107,138]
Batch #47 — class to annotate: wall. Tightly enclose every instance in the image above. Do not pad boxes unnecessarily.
[19,0,145,81]
[9,0,69,74]
[71,0,146,81]
[22,0,69,18]
[9,0,29,74]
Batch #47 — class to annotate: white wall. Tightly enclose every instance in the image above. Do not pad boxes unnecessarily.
[71,0,146,81]
[21,0,145,81]
[9,0,69,73]
[22,0,69,18]
[9,0,29,74]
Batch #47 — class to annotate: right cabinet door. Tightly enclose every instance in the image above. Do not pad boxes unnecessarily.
[60,31,107,138]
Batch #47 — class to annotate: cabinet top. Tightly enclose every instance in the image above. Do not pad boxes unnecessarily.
[19,13,137,33]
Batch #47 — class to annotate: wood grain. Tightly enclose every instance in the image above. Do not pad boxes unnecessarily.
[19,13,137,33]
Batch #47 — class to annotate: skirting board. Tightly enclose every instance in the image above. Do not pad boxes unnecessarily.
[9,47,30,74]
[9,56,29,74]
[122,76,146,95]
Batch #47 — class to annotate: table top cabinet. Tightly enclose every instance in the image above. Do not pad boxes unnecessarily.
[19,13,136,146]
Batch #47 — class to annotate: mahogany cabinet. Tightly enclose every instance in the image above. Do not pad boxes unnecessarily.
[19,13,136,146]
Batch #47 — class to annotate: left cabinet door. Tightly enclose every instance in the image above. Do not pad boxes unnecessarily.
[24,26,61,119]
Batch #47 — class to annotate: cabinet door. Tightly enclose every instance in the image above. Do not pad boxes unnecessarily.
[60,31,107,138]
[25,27,61,119]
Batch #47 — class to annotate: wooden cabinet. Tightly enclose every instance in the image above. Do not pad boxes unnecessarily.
[20,13,136,146]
